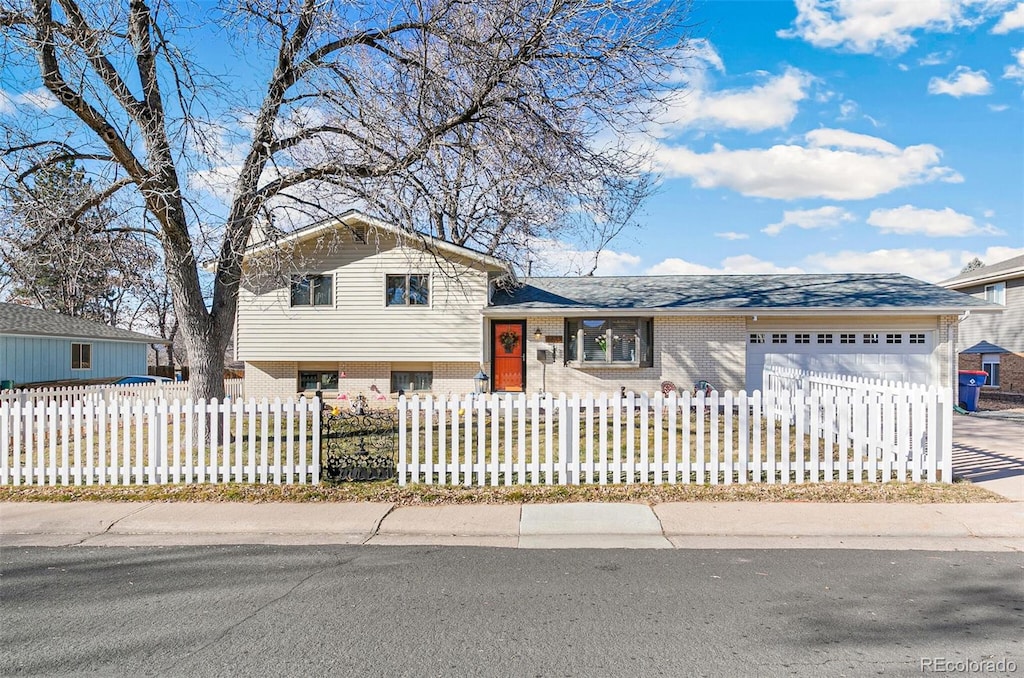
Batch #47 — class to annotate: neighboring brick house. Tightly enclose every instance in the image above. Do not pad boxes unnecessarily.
[939,254,1024,394]
[237,211,998,400]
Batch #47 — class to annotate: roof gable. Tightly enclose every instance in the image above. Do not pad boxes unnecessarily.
[243,210,511,275]
[939,254,1024,288]
[0,303,167,343]
[489,273,1000,315]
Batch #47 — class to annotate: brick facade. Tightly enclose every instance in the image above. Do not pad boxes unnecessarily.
[958,352,1024,394]
[522,316,746,396]
[244,360,479,401]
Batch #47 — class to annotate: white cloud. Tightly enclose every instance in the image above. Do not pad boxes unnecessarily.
[1003,48,1024,82]
[988,104,1010,111]
[992,2,1024,32]
[803,246,1024,282]
[715,232,750,240]
[927,66,993,96]
[867,205,1004,236]
[918,51,954,66]
[645,245,1024,283]
[657,67,813,134]
[689,38,725,73]
[526,238,642,276]
[778,0,1010,54]
[646,255,804,276]
[652,129,961,200]
[0,87,59,114]
[763,206,855,236]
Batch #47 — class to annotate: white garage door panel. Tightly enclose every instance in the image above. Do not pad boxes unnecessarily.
[745,330,935,392]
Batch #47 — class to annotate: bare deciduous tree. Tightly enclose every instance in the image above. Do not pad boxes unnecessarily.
[1,159,157,326]
[1,0,691,399]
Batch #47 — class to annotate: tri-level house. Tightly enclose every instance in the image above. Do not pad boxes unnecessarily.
[940,254,1024,393]
[237,211,1000,401]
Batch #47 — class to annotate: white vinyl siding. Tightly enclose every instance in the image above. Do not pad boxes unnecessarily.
[236,234,490,362]
[955,277,1023,353]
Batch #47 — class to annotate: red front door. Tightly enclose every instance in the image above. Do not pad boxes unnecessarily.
[493,322,525,392]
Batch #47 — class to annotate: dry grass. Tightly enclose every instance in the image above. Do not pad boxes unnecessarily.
[0,477,1004,505]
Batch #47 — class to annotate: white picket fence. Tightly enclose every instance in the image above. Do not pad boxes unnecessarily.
[0,396,320,486]
[396,387,953,486]
[0,378,245,407]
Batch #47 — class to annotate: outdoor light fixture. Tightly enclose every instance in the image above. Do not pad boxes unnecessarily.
[474,370,490,394]
[533,328,543,341]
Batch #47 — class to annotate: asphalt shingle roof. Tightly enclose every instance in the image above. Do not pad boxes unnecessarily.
[0,303,166,343]
[490,274,997,312]
[962,341,1010,354]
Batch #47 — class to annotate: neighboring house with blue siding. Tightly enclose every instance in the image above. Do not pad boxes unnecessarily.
[0,303,167,387]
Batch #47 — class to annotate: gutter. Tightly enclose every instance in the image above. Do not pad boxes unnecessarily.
[480,306,1001,318]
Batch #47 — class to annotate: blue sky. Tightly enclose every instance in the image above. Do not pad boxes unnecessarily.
[579,0,1023,282]
[1,0,1021,284]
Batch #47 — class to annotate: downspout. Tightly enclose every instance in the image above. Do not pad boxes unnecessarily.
[949,310,971,405]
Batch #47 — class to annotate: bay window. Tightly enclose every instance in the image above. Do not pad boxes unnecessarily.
[565,318,653,366]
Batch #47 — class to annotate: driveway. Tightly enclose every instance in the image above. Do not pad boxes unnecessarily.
[952,413,1024,501]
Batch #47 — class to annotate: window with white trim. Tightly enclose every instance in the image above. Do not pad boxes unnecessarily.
[771,333,787,344]
[71,343,91,370]
[981,354,1000,388]
[863,333,879,344]
[840,333,856,344]
[565,318,653,366]
[886,333,902,344]
[386,274,429,306]
[794,333,810,344]
[985,282,1006,305]
[749,333,765,344]
[909,333,926,344]
[817,333,833,344]
[290,274,333,307]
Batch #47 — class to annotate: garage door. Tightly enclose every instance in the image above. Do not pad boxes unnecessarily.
[746,330,935,392]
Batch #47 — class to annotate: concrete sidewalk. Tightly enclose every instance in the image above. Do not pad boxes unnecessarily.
[2,501,1021,551]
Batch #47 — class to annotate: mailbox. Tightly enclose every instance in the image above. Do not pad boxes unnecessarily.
[536,348,554,364]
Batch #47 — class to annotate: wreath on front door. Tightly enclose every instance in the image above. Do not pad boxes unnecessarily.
[499,329,520,353]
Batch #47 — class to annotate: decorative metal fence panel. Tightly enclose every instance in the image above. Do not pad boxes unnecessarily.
[320,401,398,481]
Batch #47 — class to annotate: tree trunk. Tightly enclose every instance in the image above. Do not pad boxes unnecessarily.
[181,324,229,402]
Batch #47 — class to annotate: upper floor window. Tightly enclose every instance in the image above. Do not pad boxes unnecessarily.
[290,274,332,307]
[565,317,653,366]
[386,274,429,306]
[71,343,91,370]
[985,282,1006,306]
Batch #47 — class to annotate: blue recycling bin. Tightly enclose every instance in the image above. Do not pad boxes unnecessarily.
[958,370,988,412]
